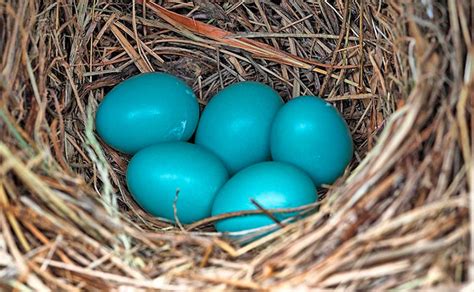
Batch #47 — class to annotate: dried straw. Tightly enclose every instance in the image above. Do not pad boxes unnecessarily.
[0,0,472,290]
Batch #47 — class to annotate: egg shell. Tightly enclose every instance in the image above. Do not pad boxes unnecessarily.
[96,72,199,154]
[271,96,353,186]
[211,161,317,233]
[195,81,283,174]
[126,142,229,224]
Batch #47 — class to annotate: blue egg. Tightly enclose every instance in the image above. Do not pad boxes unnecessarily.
[271,96,353,186]
[127,142,228,224]
[195,81,283,174]
[211,161,317,233]
[96,72,199,154]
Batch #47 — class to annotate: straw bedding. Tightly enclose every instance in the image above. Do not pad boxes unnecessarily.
[0,0,472,290]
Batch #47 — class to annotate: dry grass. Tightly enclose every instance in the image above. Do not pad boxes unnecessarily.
[0,0,472,290]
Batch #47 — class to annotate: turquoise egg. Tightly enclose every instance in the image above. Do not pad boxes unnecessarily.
[126,142,228,224]
[271,96,353,186]
[211,161,317,233]
[96,72,199,154]
[195,81,283,174]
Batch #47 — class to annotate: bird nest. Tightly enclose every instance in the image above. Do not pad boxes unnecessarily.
[0,0,472,290]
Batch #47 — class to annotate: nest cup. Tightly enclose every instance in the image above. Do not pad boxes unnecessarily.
[0,0,471,290]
